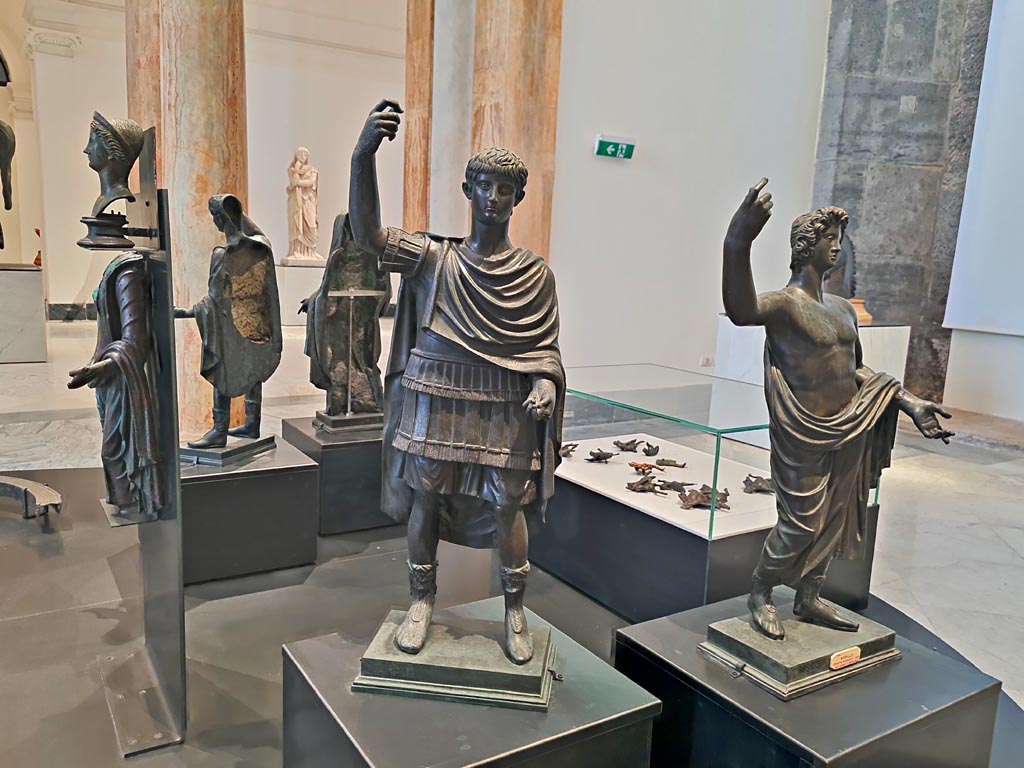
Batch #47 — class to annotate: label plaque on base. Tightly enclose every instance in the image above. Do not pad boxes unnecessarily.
[698,599,900,700]
[353,608,557,711]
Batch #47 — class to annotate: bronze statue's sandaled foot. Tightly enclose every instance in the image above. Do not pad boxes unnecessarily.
[794,576,859,632]
[501,563,534,664]
[395,561,437,655]
[748,581,785,640]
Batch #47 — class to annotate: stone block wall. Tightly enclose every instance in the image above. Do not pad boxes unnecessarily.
[812,0,992,400]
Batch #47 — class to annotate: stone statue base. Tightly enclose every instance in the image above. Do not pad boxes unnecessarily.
[179,434,276,467]
[281,256,325,267]
[313,410,385,434]
[353,607,556,711]
[698,598,900,700]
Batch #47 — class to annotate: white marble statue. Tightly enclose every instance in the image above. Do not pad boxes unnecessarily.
[285,147,323,262]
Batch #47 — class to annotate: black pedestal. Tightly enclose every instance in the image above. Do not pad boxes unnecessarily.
[282,417,393,535]
[282,597,661,768]
[614,593,1001,767]
[532,478,878,621]
[181,439,318,585]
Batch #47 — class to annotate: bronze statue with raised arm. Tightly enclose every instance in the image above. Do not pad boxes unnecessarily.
[349,99,564,665]
[722,178,953,641]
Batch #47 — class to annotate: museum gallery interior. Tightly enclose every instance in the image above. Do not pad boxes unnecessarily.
[0,1,1022,766]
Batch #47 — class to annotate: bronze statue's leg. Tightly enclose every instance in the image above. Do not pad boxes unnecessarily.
[494,506,533,664]
[326,387,346,417]
[228,382,262,438]
[188,390,230,448]
[395,491,441,654]
[793,559,859,632]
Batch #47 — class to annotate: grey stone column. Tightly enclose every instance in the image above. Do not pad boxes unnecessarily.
[812,0,992,400]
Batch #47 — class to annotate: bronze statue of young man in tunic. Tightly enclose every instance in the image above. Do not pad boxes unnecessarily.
[349,99,564,664]
[722,178,953,641]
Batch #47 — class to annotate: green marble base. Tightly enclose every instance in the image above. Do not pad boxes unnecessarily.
[699,599,900,700]
[353,608,557,711]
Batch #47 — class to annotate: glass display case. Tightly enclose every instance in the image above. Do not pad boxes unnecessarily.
[560,363,773,541]
[530,363,881,623]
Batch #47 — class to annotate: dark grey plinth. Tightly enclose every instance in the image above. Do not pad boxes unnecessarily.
[283,597,661,768]
[614,592,1001,767]
[181,439,317,585]
[353,608,556,710]
[313,410,385,433]
[700,599,899,699]
[282,417,393,535]
[532,479,878,621]
[179,434,276,466]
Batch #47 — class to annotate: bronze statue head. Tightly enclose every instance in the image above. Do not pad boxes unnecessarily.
[789,205,849,274]
[85,112,144,217]
[462,147,528,227]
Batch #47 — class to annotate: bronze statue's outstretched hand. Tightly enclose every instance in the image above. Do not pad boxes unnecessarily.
[297,298,309,315]
[524,379,557,422]
[905,397,955,443]
[726,178,774,245]
[173,306,194,319]
[353,99,403,158]
[68,360,113,389]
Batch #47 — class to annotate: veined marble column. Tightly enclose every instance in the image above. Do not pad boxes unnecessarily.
[403,0,434,233]
[472,0,563,259]
[125,0,248,436]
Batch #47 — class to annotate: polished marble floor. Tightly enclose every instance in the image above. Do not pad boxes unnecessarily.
[2,321,1023,718]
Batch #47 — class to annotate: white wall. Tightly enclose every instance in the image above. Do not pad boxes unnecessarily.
[945,330,1024,421]
[549,1,830,371]
[246,35,405,263]
[942,0,1024,420]
[23,0,405,305]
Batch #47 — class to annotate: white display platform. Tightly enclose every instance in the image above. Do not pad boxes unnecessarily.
[275,263,325,326]
[557,433,777,541]
[713,315,911,386]
[0,265,48,363]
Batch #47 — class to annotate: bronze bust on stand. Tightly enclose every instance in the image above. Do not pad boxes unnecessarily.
[68,114,164,522]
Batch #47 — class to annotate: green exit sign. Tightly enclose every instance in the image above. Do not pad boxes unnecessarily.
[595,135,636,160]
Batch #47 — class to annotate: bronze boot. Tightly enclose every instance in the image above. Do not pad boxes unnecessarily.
[228,385,262,439]
[747,577,785,640]
[187,398,229,449]
[793,575,859,632]
[395,561,437,654]
[501,562,534,665]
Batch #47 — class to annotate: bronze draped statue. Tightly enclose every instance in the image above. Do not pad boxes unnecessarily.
[722,178,953,641]
[175,195,282,448]
[68,114,164,520]
[0,118,14,249]
[299,212,390,419]
[350,99,564,665]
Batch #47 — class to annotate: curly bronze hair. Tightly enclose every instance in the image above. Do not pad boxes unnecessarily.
[464,147,528,192]
[90,112,144,168]
[789,206,849,271]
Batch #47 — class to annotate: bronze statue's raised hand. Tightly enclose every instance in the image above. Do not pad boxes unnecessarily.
[523,379,557,422]
[905,396,955,443]
[353,99,403,158]
[726,178,774,245]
